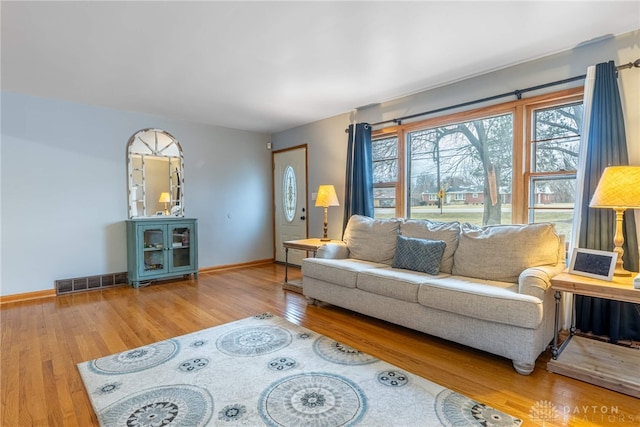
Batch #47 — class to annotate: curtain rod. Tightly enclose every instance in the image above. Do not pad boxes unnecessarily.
[347,58,640,132]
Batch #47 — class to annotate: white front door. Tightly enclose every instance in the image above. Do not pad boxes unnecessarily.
[273,146,308,265]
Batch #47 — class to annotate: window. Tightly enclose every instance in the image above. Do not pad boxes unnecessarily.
[372,88,583,236]
[407,114,513,225]
[526,101,583,240]
[372,135,400,218]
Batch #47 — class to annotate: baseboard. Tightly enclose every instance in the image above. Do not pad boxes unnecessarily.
[0,289,56,305]
[199,258,274,273]
[1,259,276,304]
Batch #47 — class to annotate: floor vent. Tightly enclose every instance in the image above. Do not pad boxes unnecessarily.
[55,272,128,295]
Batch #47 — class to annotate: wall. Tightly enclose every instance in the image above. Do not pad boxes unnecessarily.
[2,31,638,297]
[272,30,640,242]
[0,93,273,296]
[272,113,352,241]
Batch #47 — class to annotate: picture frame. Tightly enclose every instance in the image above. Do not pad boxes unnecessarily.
[569,248,618,281]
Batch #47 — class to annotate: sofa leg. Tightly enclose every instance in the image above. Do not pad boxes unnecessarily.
[512,360,534,375]
[306,297,319,305]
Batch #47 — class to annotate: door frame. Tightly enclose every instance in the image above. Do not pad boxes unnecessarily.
[272,144,309,261]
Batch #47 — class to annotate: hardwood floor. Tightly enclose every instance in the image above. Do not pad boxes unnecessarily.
[1,263,637,426]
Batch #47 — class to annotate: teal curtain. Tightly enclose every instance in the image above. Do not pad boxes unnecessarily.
[575,61,640,342]
[343,123,374,232]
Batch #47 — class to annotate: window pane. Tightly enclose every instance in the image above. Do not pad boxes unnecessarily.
[373,187,396,219]
[373,137,398,183]
[528,176,576,240]
[532,103,582,172]
[528,100,583,245]
[408,114,513,225]
[529,177,576,207]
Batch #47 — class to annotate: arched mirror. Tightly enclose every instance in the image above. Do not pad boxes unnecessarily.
[127,128,184,218]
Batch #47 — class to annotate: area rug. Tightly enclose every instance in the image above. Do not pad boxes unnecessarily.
[77,313,522,426]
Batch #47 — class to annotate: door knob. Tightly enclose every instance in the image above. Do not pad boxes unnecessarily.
[300,216,306,220]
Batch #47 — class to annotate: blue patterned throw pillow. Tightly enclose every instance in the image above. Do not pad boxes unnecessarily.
[392,235,446,275]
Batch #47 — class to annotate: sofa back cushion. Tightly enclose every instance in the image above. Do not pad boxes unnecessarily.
[343,215,401,264]
[452,222,561,283]
[400,220,460,273]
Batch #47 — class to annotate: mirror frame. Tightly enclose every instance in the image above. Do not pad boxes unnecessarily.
[127,128,184,218]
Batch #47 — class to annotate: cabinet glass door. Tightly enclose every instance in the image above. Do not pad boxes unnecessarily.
[170,224,194,271]
[141,226,168,275]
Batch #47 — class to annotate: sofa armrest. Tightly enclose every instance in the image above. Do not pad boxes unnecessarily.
[518,263,566,300]
[315,242,349,259]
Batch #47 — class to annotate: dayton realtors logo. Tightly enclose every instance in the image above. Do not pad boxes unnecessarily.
[529,400,637,425]
[529,400,560,424]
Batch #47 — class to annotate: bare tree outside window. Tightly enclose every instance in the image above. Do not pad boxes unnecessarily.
[529,102,583,239]
[408,114,513,225]
[373,136,398,211]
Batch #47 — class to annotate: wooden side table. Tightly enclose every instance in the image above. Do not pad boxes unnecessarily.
[282,238,341,293]
[548,271,640,397]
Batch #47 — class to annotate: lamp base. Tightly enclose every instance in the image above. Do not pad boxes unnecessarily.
[611,208,632,277]
[321,210,330,242]
[614,267,633,277]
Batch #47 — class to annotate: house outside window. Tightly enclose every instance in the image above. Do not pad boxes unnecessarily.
[526,100,583,240]
[372,135,400,217]
[371,88,583,241]
[406,113,513,225]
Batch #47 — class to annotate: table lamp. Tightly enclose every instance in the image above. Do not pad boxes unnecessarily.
[315,185,340,241]
[159,192,171,215]
[589,166,640,276]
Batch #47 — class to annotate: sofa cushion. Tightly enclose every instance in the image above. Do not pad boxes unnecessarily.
[452,223,560,283]
[302,257,388,289]
[315,242,349,259]
[343,215,401,265]
[417,276,544,329]
[392,236,446,275]
[357,267,448,303]
[400,219,460,273]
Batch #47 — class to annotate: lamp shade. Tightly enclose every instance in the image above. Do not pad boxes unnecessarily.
[589,166,640,208]
[315,185,339,208]
[159,192,171,203]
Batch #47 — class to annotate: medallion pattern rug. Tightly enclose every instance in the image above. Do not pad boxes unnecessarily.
[77,313,522,426]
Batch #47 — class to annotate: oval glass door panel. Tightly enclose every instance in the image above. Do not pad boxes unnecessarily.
[282,166,297,223]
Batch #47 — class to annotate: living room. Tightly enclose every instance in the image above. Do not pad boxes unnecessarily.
[2,1,640,425]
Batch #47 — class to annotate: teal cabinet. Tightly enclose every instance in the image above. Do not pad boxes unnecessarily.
[126,218,198,288]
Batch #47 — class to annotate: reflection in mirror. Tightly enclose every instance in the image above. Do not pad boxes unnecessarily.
[127,129,184,218]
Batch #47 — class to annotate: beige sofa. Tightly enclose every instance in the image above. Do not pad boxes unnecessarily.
[302,215,566,375]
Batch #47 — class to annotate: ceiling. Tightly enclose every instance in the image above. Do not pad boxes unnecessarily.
[2,1,639,134]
